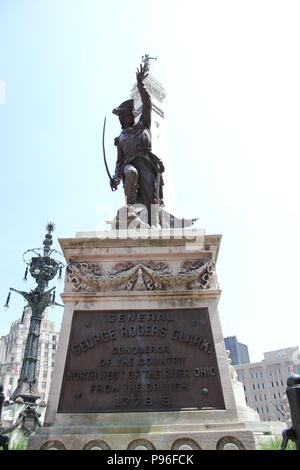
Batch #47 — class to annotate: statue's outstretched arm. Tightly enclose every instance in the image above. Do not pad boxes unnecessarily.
[136,64,151,129]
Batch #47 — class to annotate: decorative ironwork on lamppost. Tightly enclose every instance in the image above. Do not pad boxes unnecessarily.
[4,222,64,404]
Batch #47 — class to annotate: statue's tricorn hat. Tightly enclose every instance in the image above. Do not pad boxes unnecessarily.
[112,99,134,116]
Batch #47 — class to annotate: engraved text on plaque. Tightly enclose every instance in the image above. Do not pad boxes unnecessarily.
[58,308,225,412]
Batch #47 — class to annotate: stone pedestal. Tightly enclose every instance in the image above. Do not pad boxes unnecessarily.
[28,229,256,450]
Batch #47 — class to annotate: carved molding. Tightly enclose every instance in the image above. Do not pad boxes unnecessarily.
[66,259,216,293]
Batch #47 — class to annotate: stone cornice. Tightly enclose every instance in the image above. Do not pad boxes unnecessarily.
[59,232,222,264]
[60,289,222,303]
[131,74,166,104]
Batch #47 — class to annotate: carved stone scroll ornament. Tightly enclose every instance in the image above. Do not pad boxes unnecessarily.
[66,259,216,293]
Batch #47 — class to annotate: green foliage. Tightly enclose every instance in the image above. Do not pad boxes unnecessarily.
[0,434,29,451]
[10,436,28,450]
[258,436,296,450]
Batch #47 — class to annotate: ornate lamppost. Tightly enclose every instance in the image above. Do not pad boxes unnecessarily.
[4,222,64,404]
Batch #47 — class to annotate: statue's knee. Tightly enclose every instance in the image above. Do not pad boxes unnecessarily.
[125,167,138,182]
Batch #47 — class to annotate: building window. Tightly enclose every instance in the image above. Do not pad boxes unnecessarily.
[41,382,46,389]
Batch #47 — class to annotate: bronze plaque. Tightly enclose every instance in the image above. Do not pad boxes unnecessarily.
[58,308,225,413]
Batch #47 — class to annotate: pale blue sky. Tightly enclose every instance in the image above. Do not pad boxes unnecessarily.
[1,0,300,363]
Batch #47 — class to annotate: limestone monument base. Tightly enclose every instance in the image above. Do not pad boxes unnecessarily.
[28,229,257,450]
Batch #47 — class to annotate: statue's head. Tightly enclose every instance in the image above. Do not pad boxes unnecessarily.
[112,99,135,129]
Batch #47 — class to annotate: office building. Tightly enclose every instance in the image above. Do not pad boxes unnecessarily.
[0,306,59,402]
[224,336,250,365]
[234,346,300,422]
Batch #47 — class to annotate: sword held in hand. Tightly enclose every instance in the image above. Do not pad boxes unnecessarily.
[102,116,119,191]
